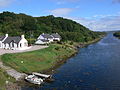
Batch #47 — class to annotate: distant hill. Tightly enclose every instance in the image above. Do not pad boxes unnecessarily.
[0,11,104,43]
[113,31,120,39]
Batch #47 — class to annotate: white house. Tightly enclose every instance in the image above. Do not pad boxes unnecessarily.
[37,33,54,42]
[0,34,28,50]
[35,33,61,45]
[51,33,61,41]
[0,34,8,48]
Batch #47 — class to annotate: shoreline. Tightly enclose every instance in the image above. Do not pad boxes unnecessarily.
[40,36,104,74]
[1,36,104,89]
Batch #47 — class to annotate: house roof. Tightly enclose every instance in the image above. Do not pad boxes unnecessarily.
[3,36,21,44]
[40,39,49,42]
[0,36,5,41]
[51,33,61,38]
[41,34,53,39]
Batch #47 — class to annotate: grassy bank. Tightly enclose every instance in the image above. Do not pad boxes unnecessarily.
[113,31,120,39]
[0,68,15,90]
[0,36,104,89]
[1,44,76,73]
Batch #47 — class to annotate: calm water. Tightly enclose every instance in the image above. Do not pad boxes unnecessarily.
[22,32,120,90]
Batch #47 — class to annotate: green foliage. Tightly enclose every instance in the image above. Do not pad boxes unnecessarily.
[0,11,104,43]
[113,31,120,38]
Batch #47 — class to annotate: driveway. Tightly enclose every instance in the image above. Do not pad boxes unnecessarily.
[0,45,48,55]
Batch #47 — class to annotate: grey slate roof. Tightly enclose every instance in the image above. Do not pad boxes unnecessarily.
[0,36,5,41]
[51,33,61,38]
[41,34,53,39]
[3,36,21,44]
[40,39,49,42]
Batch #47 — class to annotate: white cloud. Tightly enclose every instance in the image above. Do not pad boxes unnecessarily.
[66,15,120,31]
[50,0,79,4]
[0,0,14,7]
[49,8,74,16]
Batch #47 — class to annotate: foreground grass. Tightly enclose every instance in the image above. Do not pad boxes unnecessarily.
[1,44,76,73]
[0,68,15,90]
[0,56,15,90]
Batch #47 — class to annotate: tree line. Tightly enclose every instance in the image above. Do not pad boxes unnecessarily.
[0,11,104,43]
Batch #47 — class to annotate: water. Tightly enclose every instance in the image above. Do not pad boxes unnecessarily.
[22,32,120,90]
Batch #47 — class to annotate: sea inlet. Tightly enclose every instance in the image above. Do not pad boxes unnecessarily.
[22,32,120,90]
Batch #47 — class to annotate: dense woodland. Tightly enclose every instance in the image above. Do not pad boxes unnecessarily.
[113,31,120,39]
[0,11,104,43]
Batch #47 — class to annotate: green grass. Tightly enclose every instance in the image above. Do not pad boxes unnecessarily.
[1,44,76,73]
[0,68,15,90]
[0,56,15,90]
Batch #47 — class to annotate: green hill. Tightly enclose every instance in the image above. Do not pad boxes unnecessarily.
[0,11,104,43]
[113,31,120,39]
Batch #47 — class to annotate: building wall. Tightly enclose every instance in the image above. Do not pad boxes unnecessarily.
[0,41,2,48]
[48,38,54,42]
[4,43,10,49]
[18,38,28,49]
[53,38,61,41]
[35,40,49,45]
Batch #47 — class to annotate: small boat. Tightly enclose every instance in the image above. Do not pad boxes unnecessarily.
[25,72,52,85]
[32,72,51,79]
[32,72,54,82]
[25,74,43,85]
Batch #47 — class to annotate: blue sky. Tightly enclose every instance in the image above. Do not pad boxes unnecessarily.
[0,0,120,31]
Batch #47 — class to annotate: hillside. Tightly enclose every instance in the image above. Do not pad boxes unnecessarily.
[0,11,104,43]
[113,31,120,39]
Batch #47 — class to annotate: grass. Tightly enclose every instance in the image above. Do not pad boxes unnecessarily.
[1,44,76,73]
[0,68,15,90]
[0,56,15,90]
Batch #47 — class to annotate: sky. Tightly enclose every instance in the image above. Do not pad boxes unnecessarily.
[0,0,120,31]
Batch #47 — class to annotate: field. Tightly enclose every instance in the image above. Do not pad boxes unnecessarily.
[1,44,76,73]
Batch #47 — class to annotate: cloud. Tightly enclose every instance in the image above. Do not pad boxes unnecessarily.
[0,0,14,7]
[50,0,79,4]
[49,8,74,16]
[66,15,120,31]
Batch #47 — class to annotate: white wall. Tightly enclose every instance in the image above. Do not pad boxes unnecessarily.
[53,38,61,41]
[0,42,2,48]
[35,40,49,45]
[18,38,28,49]
[4,43,10,49]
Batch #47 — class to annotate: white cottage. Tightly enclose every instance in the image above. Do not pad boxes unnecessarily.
[51,33,61,41]
[0,34,8,48]
[37,33,54,42]
[0,34,28,50]
[35,33,61,45]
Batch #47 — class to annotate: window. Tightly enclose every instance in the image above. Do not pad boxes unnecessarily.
[20,43,22,47]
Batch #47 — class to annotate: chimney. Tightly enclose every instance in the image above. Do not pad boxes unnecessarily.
[21,35,25,39]
[5,34,8,37]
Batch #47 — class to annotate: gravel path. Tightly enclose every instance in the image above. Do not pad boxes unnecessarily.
[0,45,48,55]
[0,45,48,80]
